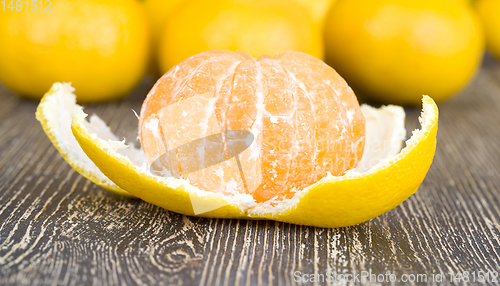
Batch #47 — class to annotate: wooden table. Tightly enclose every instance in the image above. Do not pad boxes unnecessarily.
[1,55,500,286]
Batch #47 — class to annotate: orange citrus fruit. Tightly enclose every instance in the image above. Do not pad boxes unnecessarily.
[323,0,484,105]
[36,52,439,228]
[157,0,323,72]
[139,50,365,203]
[37,85,438,228]
[475,0,500,60]
[0,0,150,103]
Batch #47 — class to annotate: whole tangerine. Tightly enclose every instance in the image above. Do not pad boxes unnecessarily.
[0,0,150,103]
[323,0,484,105]
[157,0,323,72]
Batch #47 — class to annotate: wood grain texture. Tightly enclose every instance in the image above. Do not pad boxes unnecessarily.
[1,55,500,285]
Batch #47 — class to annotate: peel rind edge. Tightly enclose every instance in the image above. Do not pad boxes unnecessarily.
[36,83,133,197]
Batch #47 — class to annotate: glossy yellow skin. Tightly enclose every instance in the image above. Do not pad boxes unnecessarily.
[157,0,323,72]
[324,0,484,105]
[0,0,150,103]
[475,0,500,60]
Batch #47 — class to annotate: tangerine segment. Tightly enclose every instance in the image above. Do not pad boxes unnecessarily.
[139,50,366,203]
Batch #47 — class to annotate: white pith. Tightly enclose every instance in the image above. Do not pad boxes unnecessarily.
[45,82,415,212]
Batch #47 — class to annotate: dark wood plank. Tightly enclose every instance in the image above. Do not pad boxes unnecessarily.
[1,56,500,285]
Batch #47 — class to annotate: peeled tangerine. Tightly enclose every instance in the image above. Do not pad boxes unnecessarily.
[36,50,438,228]
[139,50,365,203]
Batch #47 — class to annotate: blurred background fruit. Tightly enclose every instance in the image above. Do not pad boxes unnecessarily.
[293,0,336,27]
[143,0,186,45]
[157,0,323,73]
[142,0,186,75]
[0,0,495,105]
[474,0,500,60]
[323,0,484,105]
[0,0,150,103]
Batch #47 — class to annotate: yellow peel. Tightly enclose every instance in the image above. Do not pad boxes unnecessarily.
[36,83,133,197]
[64,86,437,228]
